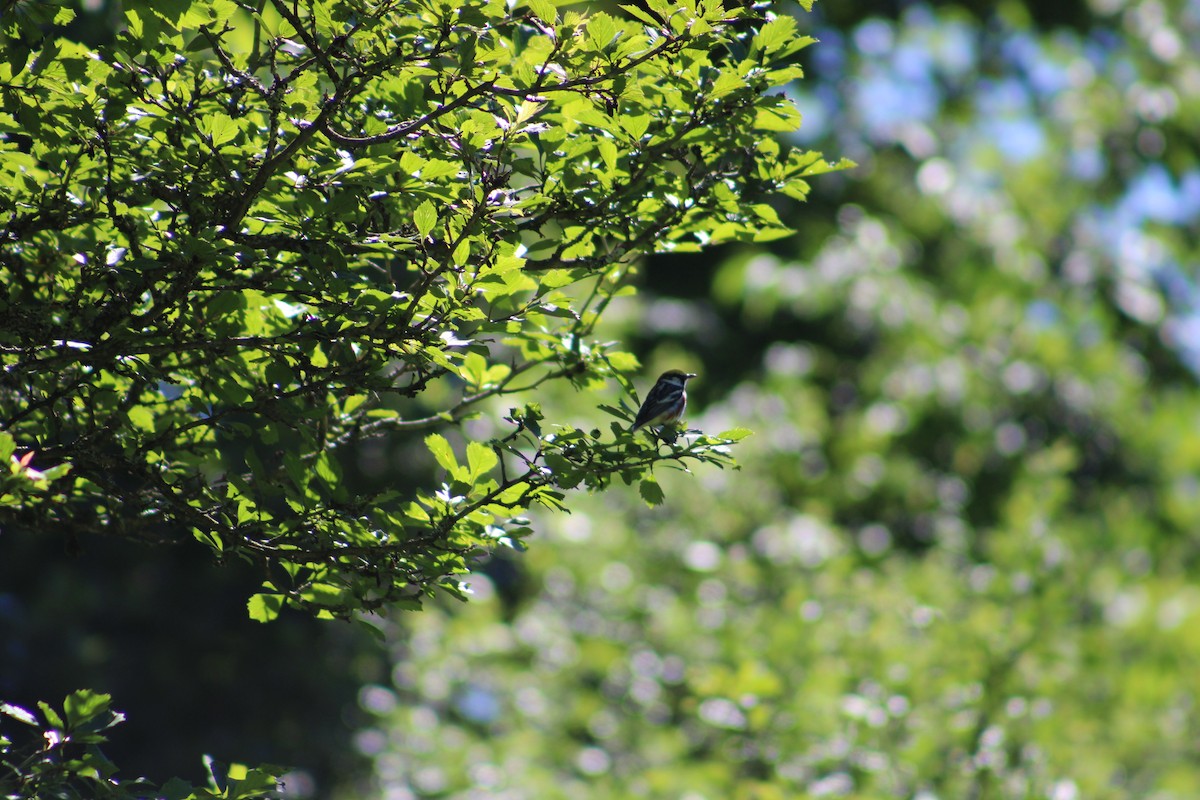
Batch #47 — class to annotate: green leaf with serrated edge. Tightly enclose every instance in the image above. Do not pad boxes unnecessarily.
[717,428,754,441]
[604,351,640,372]
[753,102,802,132]
[639,477,665,506]
[414,200,437,237]
[466,442,498,482]
[425,434,459,474]
[527,0,556,23]
[752,16,798,56]
[63,690,111,728]
[586,10,619,48]
[460,352,487,387]
[248,593,284,623]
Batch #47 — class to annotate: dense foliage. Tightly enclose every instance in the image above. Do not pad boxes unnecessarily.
[1,0,840,796]
[1,0,837,620]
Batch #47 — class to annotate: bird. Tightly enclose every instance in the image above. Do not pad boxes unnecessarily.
[632,369,696,432]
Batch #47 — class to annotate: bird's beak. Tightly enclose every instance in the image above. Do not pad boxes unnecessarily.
[686,373,697,379]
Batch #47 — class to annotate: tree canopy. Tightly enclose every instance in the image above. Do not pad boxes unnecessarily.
[1,0,842,796]
[1,0,840,622]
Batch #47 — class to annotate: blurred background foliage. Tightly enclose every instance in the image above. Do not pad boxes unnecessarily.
[6,0,1200,797]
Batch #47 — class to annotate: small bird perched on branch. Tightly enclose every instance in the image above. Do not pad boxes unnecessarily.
[632,369,696,432]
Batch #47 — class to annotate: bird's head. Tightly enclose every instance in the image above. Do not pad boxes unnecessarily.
[659,369,697,384]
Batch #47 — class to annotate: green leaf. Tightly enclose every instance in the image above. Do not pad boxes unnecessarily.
[524,238,559,260]
[599,404,632,423]
[452,239,471,266]
[597,137,618,172]
[414,200,437,237]
[753,101,802,132]
[300,582,348,608]
[639,477,665,506]
[544,452,581,489]
[466,442,498,482]
[618,112,650,140]
[801,156,857,176]
[37,701,64,730]
[527,0,557,23]
[586,12,621,51]
[483,363,511,384]
[460,352,487,387]
[247,593,285,623]
[194,529,225,554]
[200,114,238,147]
[425,434,459,474]
[618,3,663,27]
[128,405,156,432]
[604,351,640,373]
[717,427,754,442]
[0,703,38,726]
[314,451,341,488]
[63,690,111,729]
[752,16,799,56]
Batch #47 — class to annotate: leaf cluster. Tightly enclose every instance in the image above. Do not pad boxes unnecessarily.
[0,691,281,799]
